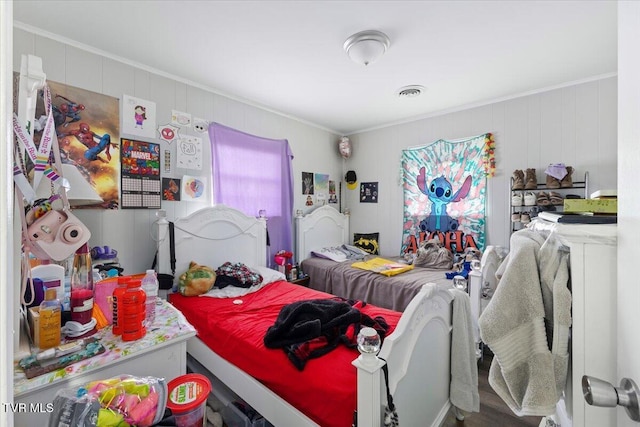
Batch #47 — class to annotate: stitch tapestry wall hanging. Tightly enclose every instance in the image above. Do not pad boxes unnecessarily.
[401,133,494,254]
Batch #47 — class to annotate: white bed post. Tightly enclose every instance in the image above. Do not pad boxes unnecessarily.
[352,355,385,426]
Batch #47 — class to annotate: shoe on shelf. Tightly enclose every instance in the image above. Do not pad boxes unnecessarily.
[511,192,523,206]
[524,168,538,190]
[511,212,521,222]
[512,170,525,190]
[546,173,561,189]
[520,212,531,224]
[524,191,537,206]
[561,166,574,188]
[537,191,551,206]
[549,191,564,206]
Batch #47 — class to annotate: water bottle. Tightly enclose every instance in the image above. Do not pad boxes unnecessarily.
[92,268,102,284]
[141,269,159,326]
[38,288,61,350]
[122,279,146,342]
[70,243,94,325]
[112,276,131,336]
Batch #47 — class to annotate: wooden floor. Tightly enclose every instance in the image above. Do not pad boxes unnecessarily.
[441,349,542,427]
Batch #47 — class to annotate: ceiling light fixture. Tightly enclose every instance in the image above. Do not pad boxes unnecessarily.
[344,30,391,66]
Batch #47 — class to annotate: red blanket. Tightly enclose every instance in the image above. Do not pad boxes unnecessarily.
[170,280,401,427]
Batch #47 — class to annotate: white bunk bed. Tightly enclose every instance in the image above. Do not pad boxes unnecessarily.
[157,204,462,427]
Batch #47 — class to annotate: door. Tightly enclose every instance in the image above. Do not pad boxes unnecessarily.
[616,3,640,426]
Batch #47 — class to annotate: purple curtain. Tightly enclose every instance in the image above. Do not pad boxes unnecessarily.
[209,123,294,265]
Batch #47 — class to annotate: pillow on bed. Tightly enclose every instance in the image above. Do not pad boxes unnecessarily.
[311,247,348,262]
[200,265,285,298]
[251,265,286,284]
[353,232,380,255]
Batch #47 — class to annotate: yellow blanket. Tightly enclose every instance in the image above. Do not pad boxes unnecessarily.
[351,257,414,277]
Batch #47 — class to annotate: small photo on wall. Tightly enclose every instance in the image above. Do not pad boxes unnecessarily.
[315,173,328,204]
[162,178,181,201]
[328,180,338,204]
[360,182,378,203]
[302,172,314,195]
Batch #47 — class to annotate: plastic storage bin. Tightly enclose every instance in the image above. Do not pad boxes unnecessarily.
[222,402,274,427]
[166,373,211,427]
[186,355,273,427]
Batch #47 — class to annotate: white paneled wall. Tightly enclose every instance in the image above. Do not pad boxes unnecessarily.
[13,28,617,267]
[13,28,341,274]
[346,77,617,253]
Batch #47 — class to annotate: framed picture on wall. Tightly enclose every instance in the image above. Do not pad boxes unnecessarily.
[360,182,378,203]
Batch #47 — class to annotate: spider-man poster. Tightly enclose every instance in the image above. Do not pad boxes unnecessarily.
[25,77,121,209]
[401,133,494,254]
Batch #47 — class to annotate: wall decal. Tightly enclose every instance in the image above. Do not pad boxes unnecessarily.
[157,123,179,144]
[171,110,192,127]
[193,118,208,133]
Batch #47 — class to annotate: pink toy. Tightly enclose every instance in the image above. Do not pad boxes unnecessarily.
[129,391,159,426]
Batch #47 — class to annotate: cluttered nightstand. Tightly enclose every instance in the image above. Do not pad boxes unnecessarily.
[289,276,310,287]
[13,299,196,425]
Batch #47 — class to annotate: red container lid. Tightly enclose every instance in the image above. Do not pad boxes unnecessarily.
[166,374,211,413]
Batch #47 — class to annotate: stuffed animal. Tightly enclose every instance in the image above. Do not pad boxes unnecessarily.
[178,261,216,296]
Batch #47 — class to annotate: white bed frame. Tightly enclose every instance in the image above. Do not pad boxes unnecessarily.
[295,205,349,263]
[158,204,456,427]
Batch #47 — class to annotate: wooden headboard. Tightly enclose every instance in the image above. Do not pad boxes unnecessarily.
[157,205,267,285]
[295,205,349,263]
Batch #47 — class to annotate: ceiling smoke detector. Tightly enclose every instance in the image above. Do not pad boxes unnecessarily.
[397,85,425,98]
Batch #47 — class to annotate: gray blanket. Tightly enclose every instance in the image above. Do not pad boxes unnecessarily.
[301,256,451,311]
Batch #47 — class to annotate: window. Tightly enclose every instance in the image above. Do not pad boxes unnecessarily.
[209,123,294,264]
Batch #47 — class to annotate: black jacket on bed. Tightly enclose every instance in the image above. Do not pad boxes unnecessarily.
[264,298,389,370]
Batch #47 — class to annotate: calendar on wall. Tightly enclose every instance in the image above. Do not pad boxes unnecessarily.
[120,138,161,209]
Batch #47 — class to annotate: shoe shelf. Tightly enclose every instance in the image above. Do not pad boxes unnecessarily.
[509,171,589,235]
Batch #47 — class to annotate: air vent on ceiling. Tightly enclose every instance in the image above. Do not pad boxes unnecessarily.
[397,85,425,98]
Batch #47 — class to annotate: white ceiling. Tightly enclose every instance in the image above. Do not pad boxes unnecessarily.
[13,1,617,135]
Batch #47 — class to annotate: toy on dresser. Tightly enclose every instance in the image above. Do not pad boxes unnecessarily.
[445,247,482,280]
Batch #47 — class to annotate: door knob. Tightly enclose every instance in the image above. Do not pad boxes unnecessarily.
[582,375,640,421]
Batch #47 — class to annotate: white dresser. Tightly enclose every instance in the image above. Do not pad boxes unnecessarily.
[13,300,196,426]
